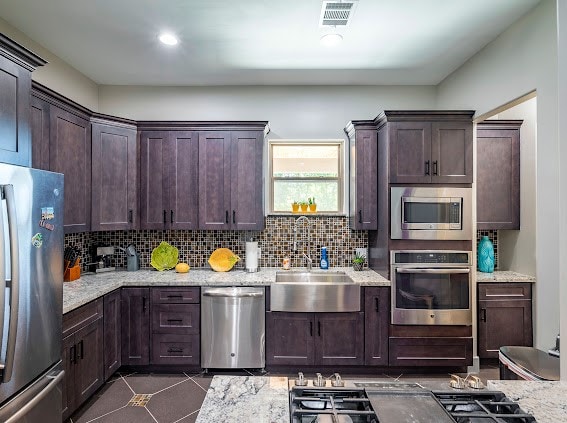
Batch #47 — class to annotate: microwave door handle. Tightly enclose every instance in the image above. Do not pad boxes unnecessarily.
[396,268,470,274]
[0,185,19,383]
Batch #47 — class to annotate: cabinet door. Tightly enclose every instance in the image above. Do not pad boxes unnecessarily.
[91,122,137,231]
[477,125,520,229]
[73,318,104,410]
[30,94,50,170]
[0,55,32,167]
[266,312,314,366]
[103,290,121,381]
[478,299,533,359]
[198,131,231,229]
[389,121,431,183]
[350,129,377,229]
[168,131,199,229]
[389,337,472,367]
[315,313,364,366]
[364,287,389,366]
[61,334,76,421]
[121,288,150,365]
[230,131,264,230]
[431,121,473,184]
[140,131,168,230]
[48,106,91,233]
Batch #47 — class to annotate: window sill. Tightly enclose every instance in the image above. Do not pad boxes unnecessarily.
[267,212,348,217]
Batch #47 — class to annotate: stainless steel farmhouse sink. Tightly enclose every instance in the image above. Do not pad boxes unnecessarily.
[270,271,360,312]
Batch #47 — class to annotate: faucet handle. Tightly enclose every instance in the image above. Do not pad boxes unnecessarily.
[449,374,466,389]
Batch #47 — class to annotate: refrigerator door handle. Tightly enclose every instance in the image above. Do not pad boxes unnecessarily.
[0,185,19,383]
[4,369,65,423]
[0,186,7,355]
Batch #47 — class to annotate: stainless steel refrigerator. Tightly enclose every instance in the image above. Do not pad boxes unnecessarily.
[0,163,64,422]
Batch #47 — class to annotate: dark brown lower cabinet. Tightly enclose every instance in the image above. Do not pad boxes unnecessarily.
[121,288,151,365]
[478,283,533,359]
[62,299,104,421]
[151,302,200,365]
[265,312,364,366]
[364,287,390,366]
[389,337,473,367]
[103,290,121,380]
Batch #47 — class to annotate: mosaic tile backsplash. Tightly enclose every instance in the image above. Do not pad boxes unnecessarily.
[64,216,368,272]
[476,229,498,269]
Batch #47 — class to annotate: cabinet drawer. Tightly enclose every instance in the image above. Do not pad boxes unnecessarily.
[389,337,472,367]
[151,287,200,304]
[63,298,103,338]
[151,334,199,365]
[478,283,532,300]
[152,304,200,334]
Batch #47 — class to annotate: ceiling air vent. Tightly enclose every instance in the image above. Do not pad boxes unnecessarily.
[319,0,358,27]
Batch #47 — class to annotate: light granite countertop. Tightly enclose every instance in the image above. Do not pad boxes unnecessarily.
[63,267,389,314]
[488,380,567,422]
[195,376,289,423]
[476,270,536,283]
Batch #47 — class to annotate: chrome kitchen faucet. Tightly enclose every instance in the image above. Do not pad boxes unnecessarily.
[293,216,312,270]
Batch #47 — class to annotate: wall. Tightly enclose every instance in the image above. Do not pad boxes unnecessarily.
[0,17,99,111]
[65,216,367,272]
[436,0,557,349]
[98,85,436,139]
[491,97,537,276]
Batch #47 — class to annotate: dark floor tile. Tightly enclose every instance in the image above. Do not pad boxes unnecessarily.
[124,374,189,395]
[73,378,134,423]
[146,378,207,422]
[189,377,212,392]
[80,406,157,423]
[176,411,199,423]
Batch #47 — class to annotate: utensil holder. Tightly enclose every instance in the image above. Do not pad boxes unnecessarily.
[64,259,81,282]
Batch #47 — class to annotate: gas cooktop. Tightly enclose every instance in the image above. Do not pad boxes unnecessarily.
[289,373,536,423]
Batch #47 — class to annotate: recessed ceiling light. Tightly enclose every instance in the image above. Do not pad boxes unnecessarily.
[320,33,343,47]
[158,32,179,46]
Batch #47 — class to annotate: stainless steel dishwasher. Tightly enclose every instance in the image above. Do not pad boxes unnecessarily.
[201,287,265,369]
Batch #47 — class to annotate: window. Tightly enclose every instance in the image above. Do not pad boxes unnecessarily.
[269,141,344,213]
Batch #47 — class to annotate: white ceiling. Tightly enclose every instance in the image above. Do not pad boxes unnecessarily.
[0,0,541,86]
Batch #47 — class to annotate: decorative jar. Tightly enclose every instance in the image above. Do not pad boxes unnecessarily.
[477,236,495,273]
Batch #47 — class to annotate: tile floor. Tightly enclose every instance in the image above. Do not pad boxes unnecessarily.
[69,365,500,423]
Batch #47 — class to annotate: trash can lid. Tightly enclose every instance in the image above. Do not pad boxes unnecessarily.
[499,346,559,381]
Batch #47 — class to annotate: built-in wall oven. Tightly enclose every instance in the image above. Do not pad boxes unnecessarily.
[391,186,472,240]
[390,250,472,325]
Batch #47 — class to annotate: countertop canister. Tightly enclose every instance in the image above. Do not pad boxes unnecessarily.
[478,235,495,273]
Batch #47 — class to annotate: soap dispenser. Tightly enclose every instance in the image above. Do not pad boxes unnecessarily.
[320,247,329,270]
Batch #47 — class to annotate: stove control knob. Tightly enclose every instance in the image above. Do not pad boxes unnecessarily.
[449,374,466,389]
[313,373,326,387]
[468,375,485,389]
[331,373,344,387]
[294,372,308,386]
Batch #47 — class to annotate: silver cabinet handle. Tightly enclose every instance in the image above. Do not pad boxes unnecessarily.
[1,185,19,383]
[396,268,470,274]
[202,291,264,298]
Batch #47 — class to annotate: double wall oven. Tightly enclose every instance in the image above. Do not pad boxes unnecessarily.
[390,251,472,326]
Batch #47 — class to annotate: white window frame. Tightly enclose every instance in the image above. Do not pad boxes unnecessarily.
[267,139,346,214]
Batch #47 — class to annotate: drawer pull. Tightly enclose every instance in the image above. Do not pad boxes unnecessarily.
[166,295,183,299]
[167,347,184,354]
[166,319,183,323]
[485,293,525,297]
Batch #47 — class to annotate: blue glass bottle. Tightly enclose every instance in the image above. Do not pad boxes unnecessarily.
[477,236,495,273]
[320,247,329,270]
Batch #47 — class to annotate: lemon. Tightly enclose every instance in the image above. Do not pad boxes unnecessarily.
[175,263,190,273]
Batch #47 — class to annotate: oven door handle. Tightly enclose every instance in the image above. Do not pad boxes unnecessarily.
[396,268,470,274]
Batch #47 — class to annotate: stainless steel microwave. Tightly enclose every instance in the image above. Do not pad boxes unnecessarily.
[391,187,472,240]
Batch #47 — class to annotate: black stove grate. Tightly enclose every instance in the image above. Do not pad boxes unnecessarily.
[433,391,537,423]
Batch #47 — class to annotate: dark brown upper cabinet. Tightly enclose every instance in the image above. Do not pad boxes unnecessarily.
[377,111,474,184]
[345,121,378,230]
[198,130,264,230]
[477,120,522,230]
[31,83,93,233]
[91,117,137,231]
[0,34,46,167]
[139,130,199,230]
